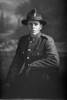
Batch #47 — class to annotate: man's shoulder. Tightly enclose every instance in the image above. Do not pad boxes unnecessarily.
[19,34,29,41]
[41,33,54,41]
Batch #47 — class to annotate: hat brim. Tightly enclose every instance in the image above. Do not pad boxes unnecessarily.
[21,19,47,26]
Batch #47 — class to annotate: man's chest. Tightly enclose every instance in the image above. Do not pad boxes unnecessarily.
[20,37,46,58]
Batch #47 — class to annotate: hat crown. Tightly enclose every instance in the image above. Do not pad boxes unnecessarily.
[27,8,43,20]
[21,8,47,25]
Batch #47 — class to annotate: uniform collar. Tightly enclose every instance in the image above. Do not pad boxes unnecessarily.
[28,32,41,42]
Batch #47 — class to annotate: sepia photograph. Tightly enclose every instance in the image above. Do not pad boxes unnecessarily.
[0,0,67,99]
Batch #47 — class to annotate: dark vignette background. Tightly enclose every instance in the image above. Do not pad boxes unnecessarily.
[0,0,67,98]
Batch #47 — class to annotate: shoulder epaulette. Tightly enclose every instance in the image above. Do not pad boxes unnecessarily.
[41,34,48,40]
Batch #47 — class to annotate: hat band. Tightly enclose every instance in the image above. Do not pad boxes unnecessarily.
[27,16,43,21]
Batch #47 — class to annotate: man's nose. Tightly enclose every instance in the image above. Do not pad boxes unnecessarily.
[32,24,35,28]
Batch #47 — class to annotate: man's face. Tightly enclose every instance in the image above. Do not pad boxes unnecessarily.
[27,20,42,35]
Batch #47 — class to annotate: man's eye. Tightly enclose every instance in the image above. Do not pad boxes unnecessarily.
[34,23,38,25]
[28,22,38,26]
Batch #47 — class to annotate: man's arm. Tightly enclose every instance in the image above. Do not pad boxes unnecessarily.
[6,37,24,84]
[29,37,60,69]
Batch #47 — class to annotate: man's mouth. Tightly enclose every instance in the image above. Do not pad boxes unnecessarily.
[32,29,36,31]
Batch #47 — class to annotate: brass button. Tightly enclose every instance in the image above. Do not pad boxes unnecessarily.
[28,64,30,66]
[27,57,29,59]
[28,49,31,51]
[37,52,40,55]
[29,41,32,43]
[32,38,35,42]
[22,51,24,54]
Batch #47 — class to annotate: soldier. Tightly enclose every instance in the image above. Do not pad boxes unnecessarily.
[5,8,60,97]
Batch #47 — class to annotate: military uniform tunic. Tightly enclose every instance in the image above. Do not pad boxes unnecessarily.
[6,33,61,98]
[7,33,59,80]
